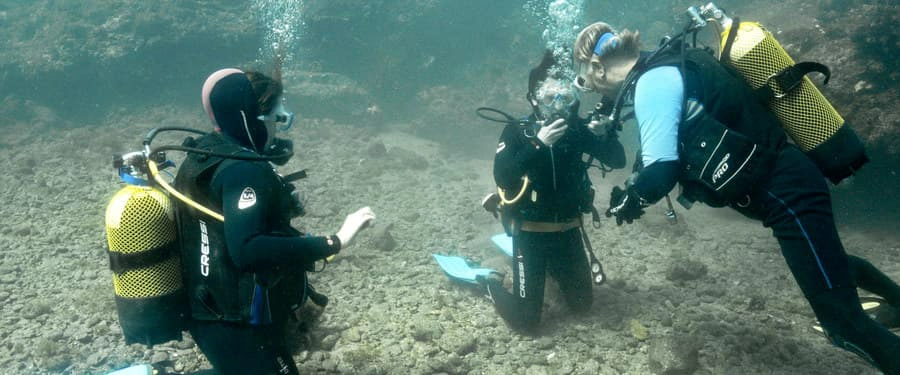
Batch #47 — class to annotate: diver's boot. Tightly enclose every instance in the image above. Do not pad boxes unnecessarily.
[476,272,505,302]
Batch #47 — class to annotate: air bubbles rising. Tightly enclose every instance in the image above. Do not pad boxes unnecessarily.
[525,0,585,80]
[253,0,306,65]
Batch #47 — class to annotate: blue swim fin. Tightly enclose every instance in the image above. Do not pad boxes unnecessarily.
[107,364,153,375]
[491,233,513,257]
[433,254,496,284]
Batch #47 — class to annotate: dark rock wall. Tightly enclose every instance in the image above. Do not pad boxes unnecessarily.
[0,0,895,157]
[0,1,259,123]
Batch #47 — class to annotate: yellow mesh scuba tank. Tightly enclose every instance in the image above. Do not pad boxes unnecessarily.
[105,154,188,346]
[696,3,868,183]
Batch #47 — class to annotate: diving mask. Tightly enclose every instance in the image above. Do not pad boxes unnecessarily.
[535,78,579,118]
[573,58,599,93]
[257,101,295,132]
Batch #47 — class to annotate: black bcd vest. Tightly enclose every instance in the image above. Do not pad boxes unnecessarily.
[638,48,788,206]
[173,133,307,323]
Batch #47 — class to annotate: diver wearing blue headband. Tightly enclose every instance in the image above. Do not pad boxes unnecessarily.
[572,26,636,94]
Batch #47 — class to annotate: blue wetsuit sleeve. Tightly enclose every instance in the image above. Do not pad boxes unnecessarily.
[631,66,683,202]
[214,162,340,272]
[634,66,682,166]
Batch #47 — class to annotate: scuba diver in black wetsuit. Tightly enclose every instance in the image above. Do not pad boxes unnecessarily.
[481,51,626,334]
[173,68,375,374]
[572,15,900,373]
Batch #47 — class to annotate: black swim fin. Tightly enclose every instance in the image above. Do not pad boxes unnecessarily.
[812,296,900,334]
[861,296,900,332]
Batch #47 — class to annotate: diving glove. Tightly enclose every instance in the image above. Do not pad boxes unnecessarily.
[288,187,307,218]
[605,186,648,225]
[481,193,501,219]
[265,137,294,165]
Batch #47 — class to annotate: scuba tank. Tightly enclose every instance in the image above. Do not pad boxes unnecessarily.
[105,151,188,346]
[693,2,868,184]
[105,127,301,345]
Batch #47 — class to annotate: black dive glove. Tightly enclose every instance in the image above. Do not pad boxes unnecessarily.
[286,183,307,218]
[605,186,647,225]
[265,138,294,166]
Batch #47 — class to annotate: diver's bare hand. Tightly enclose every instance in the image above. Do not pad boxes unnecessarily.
[537,118,568,146]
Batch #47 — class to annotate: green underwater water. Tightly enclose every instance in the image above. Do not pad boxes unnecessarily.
[0,0,896,374]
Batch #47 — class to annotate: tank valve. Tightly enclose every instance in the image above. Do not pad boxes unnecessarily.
[686,6,707,29]
[699,2,731,28]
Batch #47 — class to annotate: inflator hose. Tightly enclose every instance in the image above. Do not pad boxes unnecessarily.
[497,176,531,205]
[148,160,224,222]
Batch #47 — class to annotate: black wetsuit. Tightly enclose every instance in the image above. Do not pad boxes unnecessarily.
[729,146,900,373]
[174,133,340,375]
[490,107,626,333]
[626,49,900,373]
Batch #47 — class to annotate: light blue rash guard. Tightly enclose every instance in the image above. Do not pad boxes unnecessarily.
[633,66,683,167]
